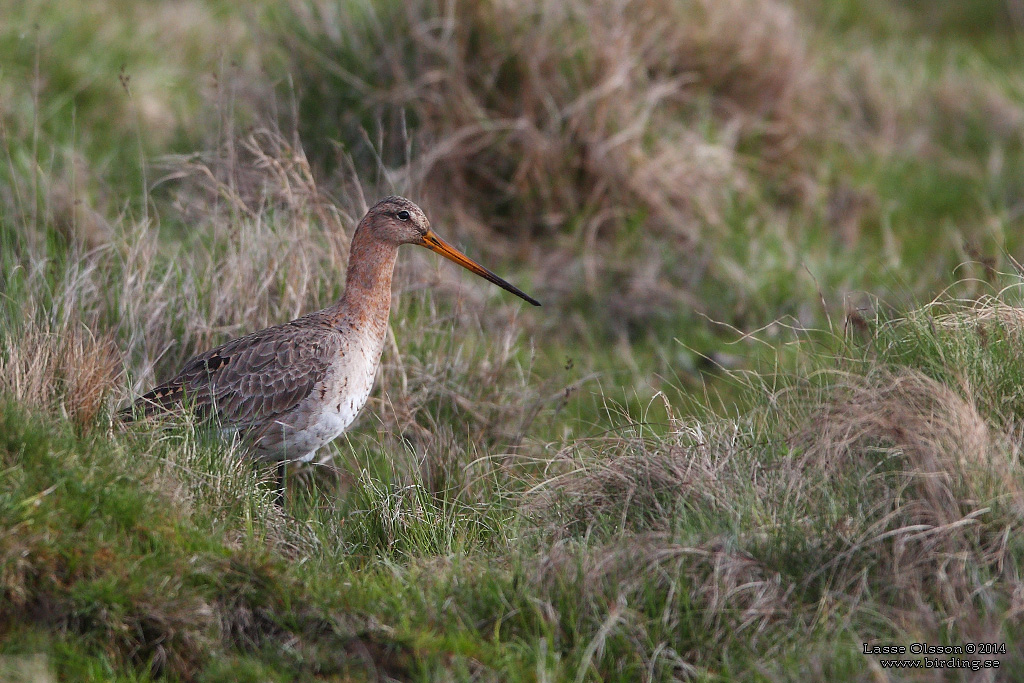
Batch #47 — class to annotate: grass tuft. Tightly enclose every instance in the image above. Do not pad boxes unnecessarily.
[5,0,1024,677]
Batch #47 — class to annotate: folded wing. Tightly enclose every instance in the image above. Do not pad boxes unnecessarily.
[133,320,340,431]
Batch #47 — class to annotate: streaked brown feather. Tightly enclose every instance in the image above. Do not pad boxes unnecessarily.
[133,312,343,430]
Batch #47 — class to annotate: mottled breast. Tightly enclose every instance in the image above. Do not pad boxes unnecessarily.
[250,326,385,462]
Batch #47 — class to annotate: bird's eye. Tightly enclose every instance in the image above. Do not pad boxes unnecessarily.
[397,210,411,221]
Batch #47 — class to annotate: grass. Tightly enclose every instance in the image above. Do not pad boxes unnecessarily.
[4,0,1024,679]
[6,296,1024,679]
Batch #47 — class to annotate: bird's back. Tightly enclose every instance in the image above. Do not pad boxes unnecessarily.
[132,309,379,461]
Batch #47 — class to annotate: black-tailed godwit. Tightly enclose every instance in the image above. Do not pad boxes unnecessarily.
[131,196,539,500]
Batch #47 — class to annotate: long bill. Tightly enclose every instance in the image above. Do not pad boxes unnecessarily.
[419,230,541,306]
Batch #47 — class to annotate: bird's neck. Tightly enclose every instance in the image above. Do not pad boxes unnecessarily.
[329,226,399,336]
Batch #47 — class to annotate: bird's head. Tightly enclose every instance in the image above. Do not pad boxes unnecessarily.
[365,196,432,246]
[363,196,540,306]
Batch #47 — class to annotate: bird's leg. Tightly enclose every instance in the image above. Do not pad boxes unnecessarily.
[276,461,286,506]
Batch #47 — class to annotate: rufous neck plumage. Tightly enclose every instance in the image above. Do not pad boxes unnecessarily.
[329,223,399,333]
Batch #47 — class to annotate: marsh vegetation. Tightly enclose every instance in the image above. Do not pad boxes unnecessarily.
[3,0,1024,679]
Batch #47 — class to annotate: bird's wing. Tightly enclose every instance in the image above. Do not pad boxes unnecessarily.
[133,321,340,428]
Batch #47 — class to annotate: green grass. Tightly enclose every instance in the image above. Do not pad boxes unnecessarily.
[6,297,1024,679]
[4,0,1024,679]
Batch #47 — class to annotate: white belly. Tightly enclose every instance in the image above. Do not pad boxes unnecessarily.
[261,341,380,463]
[300,367,376,457]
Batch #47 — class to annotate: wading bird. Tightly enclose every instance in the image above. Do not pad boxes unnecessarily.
[130,196,539,501]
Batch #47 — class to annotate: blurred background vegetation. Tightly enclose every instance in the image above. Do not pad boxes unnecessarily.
[4,0,1024,679]
[7,0,1024,417]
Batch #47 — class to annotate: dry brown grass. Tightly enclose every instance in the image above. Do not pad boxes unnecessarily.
[276,0,1024,340]
[796,368,1021,509]
[914,295,1024,335]
[0,317,120,429]
[525,400,764,538]
[285,0,833,310]
[143,129,354,360]
[793,368,1024,623]
[0,127,360,410]
[830,38,1024,164]
[531,532,792,672]
[524,350,1024,658]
